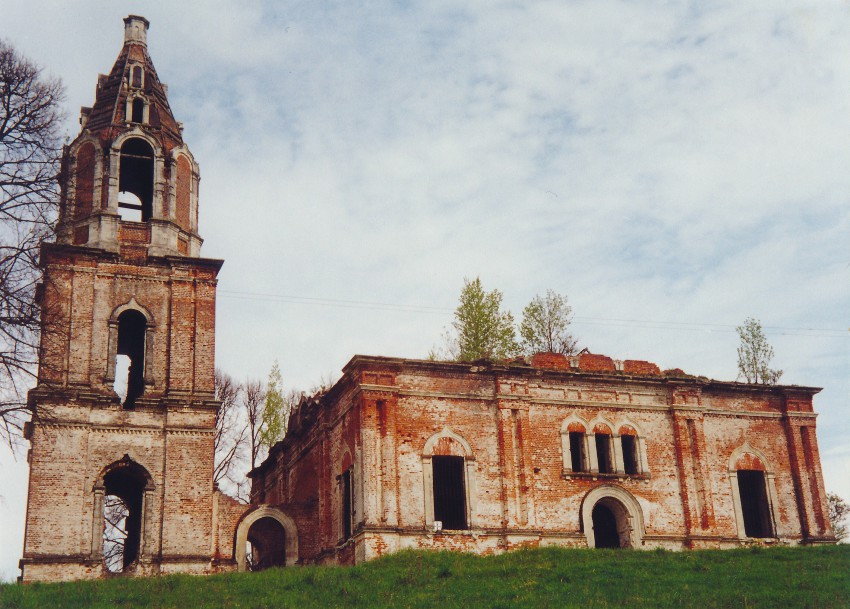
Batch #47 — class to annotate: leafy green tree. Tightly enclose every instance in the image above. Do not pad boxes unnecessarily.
[260,361,286,448]
[736,317,782,384]
[828,492,848,541]
[520,290,578,355]
[450,277,519,362]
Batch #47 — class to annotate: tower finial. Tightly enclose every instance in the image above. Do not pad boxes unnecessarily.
[123,15,150,46]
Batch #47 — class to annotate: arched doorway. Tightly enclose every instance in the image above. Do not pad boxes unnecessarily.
[591,499,630,548]
[246,517,286,570]
[97,457,153,573]
[581,485,645,549]
[234,506,299,572]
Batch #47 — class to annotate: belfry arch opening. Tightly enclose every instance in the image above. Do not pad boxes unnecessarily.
[131,98,144,124]
[118,138,154,221]
[102,462,149,573]
[245,517,287,571]
[114,310,146,407]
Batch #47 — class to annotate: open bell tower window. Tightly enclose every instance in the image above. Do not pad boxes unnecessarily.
[114,310,146,408]
[131,98,144,123]
[118,138,154,221]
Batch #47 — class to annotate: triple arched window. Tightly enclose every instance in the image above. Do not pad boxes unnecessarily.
[560,416,648,478]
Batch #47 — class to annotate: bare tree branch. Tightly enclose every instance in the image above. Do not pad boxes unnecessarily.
[0,39,65,451]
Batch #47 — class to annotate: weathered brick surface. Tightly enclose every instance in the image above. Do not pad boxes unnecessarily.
[251,355,835,566]
[20,16,231,583]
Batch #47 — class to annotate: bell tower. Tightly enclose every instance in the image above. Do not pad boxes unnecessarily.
[20,16,224,582]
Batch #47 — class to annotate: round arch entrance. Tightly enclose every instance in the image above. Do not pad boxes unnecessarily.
[581,485,645,549]
[234,506,299,571]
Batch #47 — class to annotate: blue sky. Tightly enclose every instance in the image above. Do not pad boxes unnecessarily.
[1,0,848,579]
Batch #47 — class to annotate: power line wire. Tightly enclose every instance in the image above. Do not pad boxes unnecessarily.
[217,289,847,338]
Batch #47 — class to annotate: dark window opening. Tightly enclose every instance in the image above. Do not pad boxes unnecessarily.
[246,518,286,571]
[131,66,143,88]
[569,432,586,472]
[737,470,773,538]
[131,98,144,123]
[595,434,613,474]
[621,435,638,475]
[103,464,147,572]
[341,469,352,541]
[116,310,146,408]
[118,138,154,221]
[432,455,467,530]
[592,503,622,548]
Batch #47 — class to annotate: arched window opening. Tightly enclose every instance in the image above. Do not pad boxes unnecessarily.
[569,432,587,472]
[116,310,146,408]
[737,470,773,538]
[102,465,147,572]
[131,65,143,88]
[118,138,154,221]
[595,432,613,474]
[246,517,286,571]
[131,98,144,123]
[621,434,638,475]
[432,455,467,530]
[340,468,353,541]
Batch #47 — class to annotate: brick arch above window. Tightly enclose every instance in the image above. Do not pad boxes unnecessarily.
[560,414,588,434]
[340,448,353,472]
[592,421,613,435]
[110,128,163,158]
[109,297,154,325]
[422,427,474,459]
[728,443,771,474]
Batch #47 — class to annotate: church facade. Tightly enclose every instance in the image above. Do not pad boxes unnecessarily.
[245,353,834,568]
[19,16,835,582]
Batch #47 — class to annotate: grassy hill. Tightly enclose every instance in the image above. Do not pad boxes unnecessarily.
[2,545,848,609]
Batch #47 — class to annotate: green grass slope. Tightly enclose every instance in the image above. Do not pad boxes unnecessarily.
[2,545,848,609]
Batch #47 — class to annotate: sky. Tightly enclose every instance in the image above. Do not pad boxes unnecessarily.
[1,0,848,580]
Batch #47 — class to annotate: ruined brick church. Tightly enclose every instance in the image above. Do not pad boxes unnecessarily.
[19,16,835,582]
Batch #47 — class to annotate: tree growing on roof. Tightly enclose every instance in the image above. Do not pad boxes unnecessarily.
[736,317,782,385]
[259,361,298,452]
[446,277,519,362]
[0,40,65,449]
[520,289,578,356]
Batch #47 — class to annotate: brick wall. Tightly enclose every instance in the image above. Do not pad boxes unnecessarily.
[249,354,834,566]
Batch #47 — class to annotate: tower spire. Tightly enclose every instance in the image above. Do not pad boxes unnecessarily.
[123,15,150,46]
[57,15,202,258]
